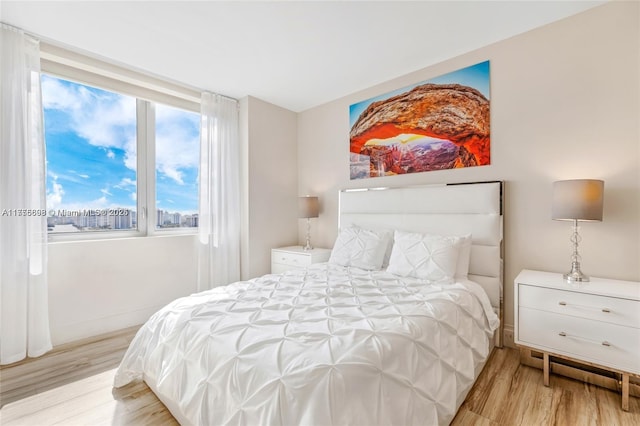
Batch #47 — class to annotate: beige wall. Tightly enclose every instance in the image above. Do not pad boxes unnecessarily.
[297,2,640,344]
[240,96,299,279]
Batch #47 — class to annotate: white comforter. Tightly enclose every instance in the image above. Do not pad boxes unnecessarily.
[114,263,499,426]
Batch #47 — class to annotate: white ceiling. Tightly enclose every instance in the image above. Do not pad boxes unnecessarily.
[1,1,607,112]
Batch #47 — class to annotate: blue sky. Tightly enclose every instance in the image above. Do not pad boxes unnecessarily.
[42,75,200,215]
[349,60,491,127]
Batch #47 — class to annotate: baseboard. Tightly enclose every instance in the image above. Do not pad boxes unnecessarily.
[50,304,164,346]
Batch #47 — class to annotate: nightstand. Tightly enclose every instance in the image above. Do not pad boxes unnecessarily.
[271,246,331,274]
[514,269,640,411]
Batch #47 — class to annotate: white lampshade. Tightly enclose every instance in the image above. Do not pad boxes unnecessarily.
[552,179,604,222]
[298,196,319,218]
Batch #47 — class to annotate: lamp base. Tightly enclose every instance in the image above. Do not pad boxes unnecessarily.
[303,218,313,251]
[563,261,589,283]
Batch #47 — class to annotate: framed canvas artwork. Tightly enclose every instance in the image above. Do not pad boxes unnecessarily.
[349,61,490,179]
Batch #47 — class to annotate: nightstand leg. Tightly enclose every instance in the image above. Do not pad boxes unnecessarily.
[622,374,629,411]
[543,352,550,387]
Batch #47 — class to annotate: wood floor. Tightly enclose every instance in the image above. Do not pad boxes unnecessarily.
[1,327,638,425]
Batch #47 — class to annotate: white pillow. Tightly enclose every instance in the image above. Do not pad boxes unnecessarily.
[386,230,461,283]
[455,234,472,279]
[329,225,392,270]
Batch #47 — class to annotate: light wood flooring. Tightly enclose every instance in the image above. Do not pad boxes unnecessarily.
[1,326,638,425]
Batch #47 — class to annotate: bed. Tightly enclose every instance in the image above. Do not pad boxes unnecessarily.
[114,181,504,425]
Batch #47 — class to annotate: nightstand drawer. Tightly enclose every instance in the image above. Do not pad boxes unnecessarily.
[271,247,331,274]
[271,251,311,268]
[519,307,640,375]
[519,284,640,327]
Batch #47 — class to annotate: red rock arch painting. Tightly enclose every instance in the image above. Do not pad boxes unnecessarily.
[349,61,490,179]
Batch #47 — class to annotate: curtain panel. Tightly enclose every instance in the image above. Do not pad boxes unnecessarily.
[197,93,241,291]
[0,23,52,364]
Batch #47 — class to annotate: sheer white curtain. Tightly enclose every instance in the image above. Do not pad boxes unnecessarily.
[197,92,241,291]
[0,24,52,364]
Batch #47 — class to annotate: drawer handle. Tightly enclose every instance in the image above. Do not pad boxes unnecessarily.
[558,331,612,347]
[557,301,612,313]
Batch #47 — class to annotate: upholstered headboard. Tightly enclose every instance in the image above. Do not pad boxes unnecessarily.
[338,181,504,344]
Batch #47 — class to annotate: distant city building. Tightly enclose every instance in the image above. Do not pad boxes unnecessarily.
[156,209,164,227]
[48,207,194,232]
[111,211,132,229]
[184,214,198,227]
[155,209,197,228]
[170,212,181,225]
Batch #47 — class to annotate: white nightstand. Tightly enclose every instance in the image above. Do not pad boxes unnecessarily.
[514,269,640,411]
[271,246,331,274]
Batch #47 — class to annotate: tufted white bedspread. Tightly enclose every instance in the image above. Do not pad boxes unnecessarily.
[114,263,499,426]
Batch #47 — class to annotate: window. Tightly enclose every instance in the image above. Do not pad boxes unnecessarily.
[41,73,200,238]
[155,104,200,229]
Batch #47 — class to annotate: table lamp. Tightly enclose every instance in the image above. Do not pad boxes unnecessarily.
[298,196,319,250]
[552,179,604,282]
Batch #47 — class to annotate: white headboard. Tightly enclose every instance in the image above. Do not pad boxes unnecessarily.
[338,181,504,343]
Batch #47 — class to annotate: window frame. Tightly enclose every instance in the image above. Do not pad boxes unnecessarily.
[41,44,201,241]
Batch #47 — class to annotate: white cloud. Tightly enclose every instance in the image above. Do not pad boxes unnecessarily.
[107,150,115,159]
[52,171,88,184]
[91,196,109,208]
[117,177,136,188]
[155,104,199,185]
[58,196,109,212]
[123,136,137,171]
[42,77,82,110]
[56,196,134,212]
[42,75,137,170]
[45,168,134,212]
[49,168,88,186]
[68,170,90,179]
[130,192,137,201]
[46,180,65,209]
[160,167,184,185]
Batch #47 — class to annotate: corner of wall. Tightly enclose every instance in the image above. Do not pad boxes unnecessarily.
[243,96,299,278]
